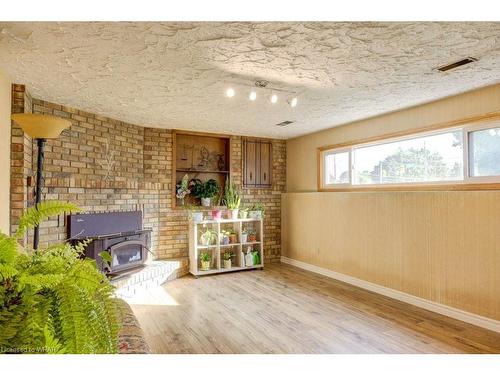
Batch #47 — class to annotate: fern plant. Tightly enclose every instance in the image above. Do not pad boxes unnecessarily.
[0,201,120,354]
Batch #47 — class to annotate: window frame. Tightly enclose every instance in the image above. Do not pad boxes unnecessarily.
[318,115,500,192]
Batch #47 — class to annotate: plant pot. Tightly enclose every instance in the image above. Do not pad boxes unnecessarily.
[212,209,222,220]
[220,236,229,245]
[201,237,211,246]
[192,212,203,222]
[248,234,257,242]
[229,234,237,244]
[249,211,261,219]
[239,211,248,219]
[201,197,211,207]
[223,259,231,269]
[200,260,210,271]
[229,209,239,220]
[240,233,248,243]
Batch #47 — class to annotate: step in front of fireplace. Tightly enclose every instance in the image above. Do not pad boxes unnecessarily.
[112,258,189,299]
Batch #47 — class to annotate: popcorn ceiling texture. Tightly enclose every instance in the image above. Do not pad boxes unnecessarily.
[1,22,500,139]
[10,85,286,265]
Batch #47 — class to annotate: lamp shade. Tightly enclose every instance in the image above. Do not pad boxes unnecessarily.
[11,113,71,139]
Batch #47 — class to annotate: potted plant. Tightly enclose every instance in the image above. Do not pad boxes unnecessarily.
[0,201,119,353]
[247,229,257,242]
[240,229,248,243]
[212,209,223,220]
[219,229,230,245]
[227,228,238,244]
[223,251,233,269]
[193,179,219,207]
[200,228,217,246]
[222,178,241,219]
[249,203,265,219]
[176,174,191,206]
[185,204,203,222]
[200,251,211,271]
[239,207,249,219]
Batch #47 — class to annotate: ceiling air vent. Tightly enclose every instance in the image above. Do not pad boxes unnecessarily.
[276,120,295,127]
[436,57,478,72]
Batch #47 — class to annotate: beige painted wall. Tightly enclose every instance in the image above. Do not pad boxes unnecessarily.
[0,70,11,234]
[283,83,500,321]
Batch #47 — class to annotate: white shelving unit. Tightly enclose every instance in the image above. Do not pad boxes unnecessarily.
[189,218,264,277]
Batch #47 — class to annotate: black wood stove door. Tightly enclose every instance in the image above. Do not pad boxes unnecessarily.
[107,239,146,272]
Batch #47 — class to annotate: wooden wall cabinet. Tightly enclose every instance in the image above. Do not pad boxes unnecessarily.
[243,139,272,188]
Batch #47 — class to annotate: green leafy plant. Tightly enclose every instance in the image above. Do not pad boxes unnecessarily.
[223,252,233,261]
[199,252,211,262]
[222,179,241,209]
[0,201,120,354]
[200,228,217,245]
[192,179,219,199]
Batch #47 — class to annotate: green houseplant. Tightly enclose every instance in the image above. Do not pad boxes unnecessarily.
[222,252,233,269]
[199,252,211,271]
[0,201,120,354]
[249,203,265,219]
[193,179,219,207]
[222,179,241,219]
[239,207,249,219]
[200,228,217,246]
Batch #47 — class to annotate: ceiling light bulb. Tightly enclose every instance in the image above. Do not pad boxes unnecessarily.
[290,97,298,107]
[249,91,257,101]
[270,94,278,104]
[226,88,235,98]
[489,129,496,137]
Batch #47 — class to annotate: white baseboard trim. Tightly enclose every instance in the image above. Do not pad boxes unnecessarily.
[281,256,500,333]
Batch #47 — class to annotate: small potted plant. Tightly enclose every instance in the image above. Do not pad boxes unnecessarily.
[239,207,249,219]
[219,229,230,245]
[193,179,219,207]
[200,251,211,271]
[222,178,241,220]
[227,228,237,244]
[200,228,217,246]
[176,174,191,206]
[247,229,257,242]
[185,204,203,222]
[212,208,223,220]
[240,229,248,243]
[249,203,264,219]
[223,251,233,269]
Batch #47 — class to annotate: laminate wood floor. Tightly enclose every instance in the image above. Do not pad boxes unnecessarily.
[129,264,500,353]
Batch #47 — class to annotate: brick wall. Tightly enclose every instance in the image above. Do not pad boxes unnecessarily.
[10,87,286,264]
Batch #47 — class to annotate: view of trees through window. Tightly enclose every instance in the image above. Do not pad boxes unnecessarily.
[469,127,500,177]
[322,124,500,188]
[352,131,463,185]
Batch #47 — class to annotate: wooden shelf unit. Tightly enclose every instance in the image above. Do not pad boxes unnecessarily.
[189,218,264,277]
[173,130,232,208]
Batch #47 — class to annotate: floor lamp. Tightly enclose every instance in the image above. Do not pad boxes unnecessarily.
[11,113,71,250]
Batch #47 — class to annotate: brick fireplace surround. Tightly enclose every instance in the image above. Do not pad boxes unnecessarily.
[10,84,286,277]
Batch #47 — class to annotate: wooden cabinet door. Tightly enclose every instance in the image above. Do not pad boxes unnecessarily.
[258,141,272,187]
[243,139,272,188]
[244,140,257,187]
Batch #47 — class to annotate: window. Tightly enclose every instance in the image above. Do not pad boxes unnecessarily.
[319,120,500,190]
[469,126,500,178]
[324,150,349,185]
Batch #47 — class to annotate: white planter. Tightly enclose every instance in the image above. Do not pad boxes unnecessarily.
[192,212,203,222]
[239,211,248,219]
[240,233,248,243]
[201,197,211,207]
[201,260,210,271]
[223,259,231,269]
[230,209,239,220]
[249,211,261,219]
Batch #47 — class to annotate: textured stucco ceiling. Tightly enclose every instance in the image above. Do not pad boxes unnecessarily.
[1,22,499,139]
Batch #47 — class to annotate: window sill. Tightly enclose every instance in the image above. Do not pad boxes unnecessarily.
[319,182,500,192]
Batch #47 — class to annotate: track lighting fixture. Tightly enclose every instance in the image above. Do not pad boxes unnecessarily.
[226,88,235,98]
[270,94,278,104]
[249,91,257,101]
[289,97,298,108]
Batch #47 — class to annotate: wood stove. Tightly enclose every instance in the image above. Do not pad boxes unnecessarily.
[68,211,152,274]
